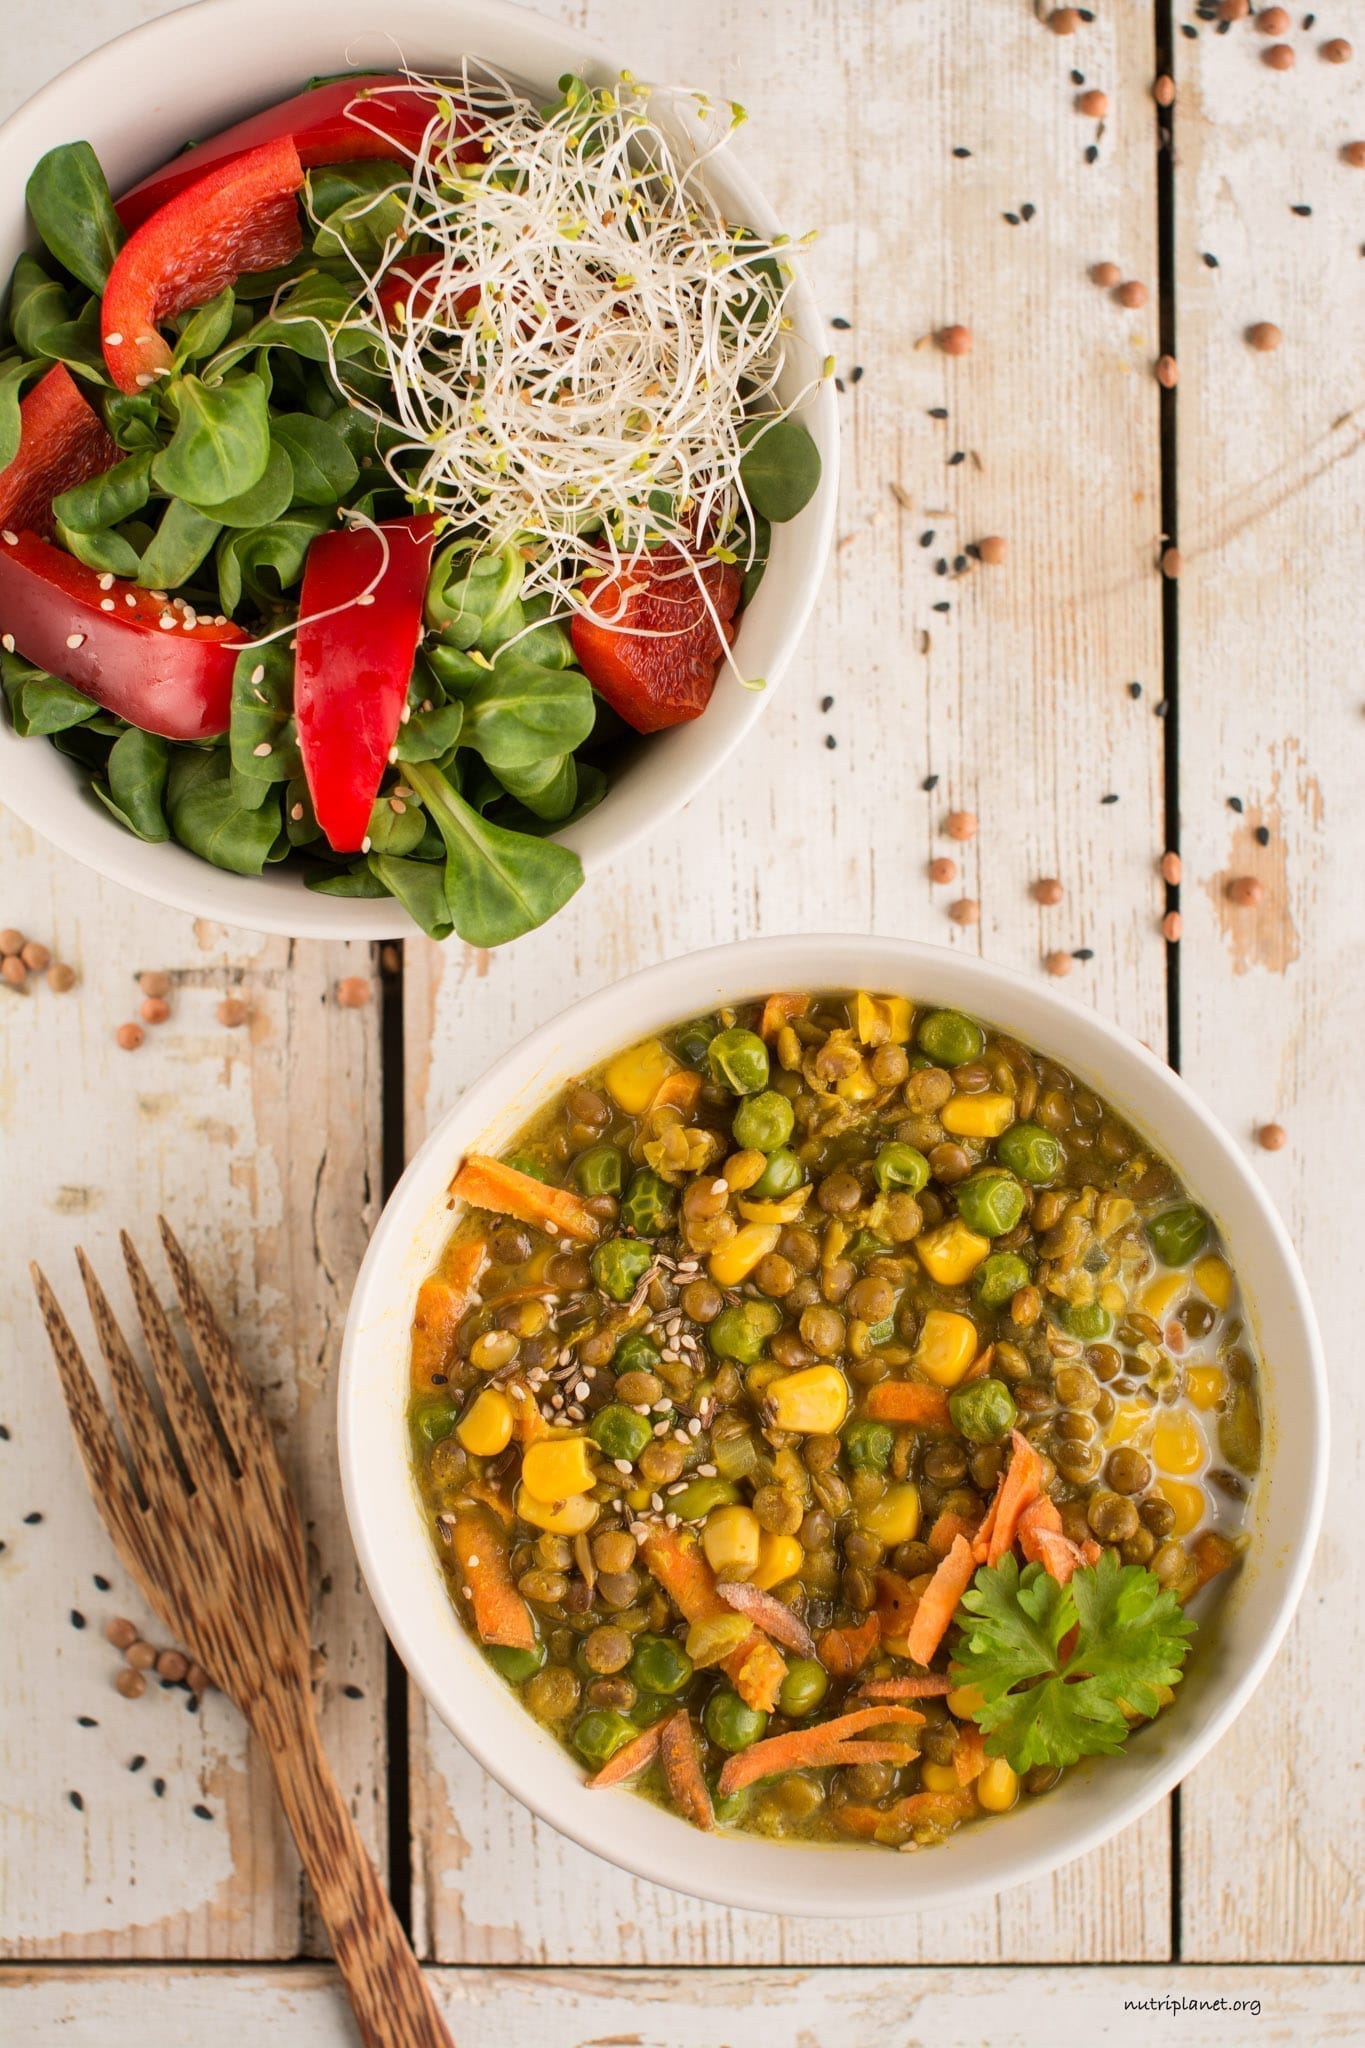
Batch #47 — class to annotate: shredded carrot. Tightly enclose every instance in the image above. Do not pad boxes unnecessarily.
[1017,1494,1089,1585]
[905,1534,978,1667]
[952,1722,988,1785]
[850,1672,955,1701]
[1188,1529,1239,1595]
[716,1705,925,1797]
[972,1486,1001,1564]
[864,1380,953,1430]
[760,992,810,1039]
[928,1509,980,1559]
[815,1614,880,1678]
[985,1429,1045,1567]
[586,1721,662,1789]
[652,1069,703,1112]
[451,1155,600,1243]
[658,1709,715,1829]
[643,1527,786,1710]
[717,1580,816,1657]
[834,1787,977,1839]
[450,1509,535,1650]
[411,1241,488,1384]
[734,1638,787,1715]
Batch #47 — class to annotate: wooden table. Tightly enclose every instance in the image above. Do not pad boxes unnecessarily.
[3,2,1362,2040]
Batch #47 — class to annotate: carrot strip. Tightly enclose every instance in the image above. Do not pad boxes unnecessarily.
[1188,1529,1239,1594]
[652,1069,702,1112]
[658,1709,715,1830]
[985,1429,1045,1567]
[734,1638,787,1715]
[450,1509,535,1650]
[643,1528,786,1709]
[873,1569,921,1646]
[760,992,809,1039]
[864,1380,953,1430]
[451,1155,600,1243]
[972,1485,1001,1564]
[850,1673,955,1701]
[817,1740,920,1769]
[411,1240,488,1384]
[717,1580,816,1658]
[904,1535,978,1667]
[928,1509,980,1559]
[1018,1494,1089,1585]
[815,1614,880,1678]
[833,1788,978,1839]
[952,1722,988,1785]
[586,1720,662,1789]
[717,1705,925,1797]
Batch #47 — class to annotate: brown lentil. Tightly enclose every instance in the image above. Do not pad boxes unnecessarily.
[1,956,27,987]
[1153,73,1176,105]
[945,810,977,842]
[949,898,980,927]
[1257,1122,1288,1152]
[1107,1446,1152,1494]
[216,996,249,1028]
[978,535,1007,566]
[1323,37,1352,61]
[1090,261,1121,287]
[1257,4,1290,27]
[1115,280,1147,309]
[928,857,958,885]
[140,996,171,1025]
[1262,43,1295,67]
[114,1668,146,1699]
[1161,548,1182,579]
[1076,89,1108,116]
[936,324,973,356]
[1162,912,1183,944]
[114,1022,144,1051]
[1048,7,1081,31]
[1045,951,1074,979]
[1156,355,1178,389]
[1246,323,1282,353]
[1226,875,1265,906]
[46,962,78,992]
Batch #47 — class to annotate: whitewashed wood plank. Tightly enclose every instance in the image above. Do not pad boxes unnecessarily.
[1167,17,1365,1965]
[5,1963,1363,2047]
[405,0,1168,1966]
[0,810,386,1957]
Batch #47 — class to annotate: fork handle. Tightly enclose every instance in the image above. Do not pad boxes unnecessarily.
[255,1695,453,2048]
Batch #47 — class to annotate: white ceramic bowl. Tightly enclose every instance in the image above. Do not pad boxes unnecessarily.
[0,0,837,938]
[340,934,1328,1917]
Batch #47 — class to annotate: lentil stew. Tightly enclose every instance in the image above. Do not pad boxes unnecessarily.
[407,991,1260,1849]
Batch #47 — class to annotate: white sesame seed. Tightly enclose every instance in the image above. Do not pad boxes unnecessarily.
[251,664,265,685]
[290,803,304,821]
[652,1420,669,1436]
[389,797,406,815]
[150,592,168,602]
[673,1428,689,1445]
[356,592,376,606]
[687,1418,702,1437]
[65,633,86,649]
[98,573,115,591]
[361,835,372,853]
[665,1512,679,1529]
[103,332,123,346]
[711,1179,728,1195]
[613,1458,633,1474]
[551,1392,564,1409]
[0,634,13,653]
[697,1463,717,1477]
[461,1583,472,1600]
[100,597,115,612]
[650,1493,664,1512]
[651,1400,671,1412]
[1,531,15,546]
[566,1405,584,1422]
[252,741,273,758]
[401,703,412,723]
[388,746,399,763]
[574,1380,590,1400]
[466,1554,480,1569]
[666,1318,682,1337]
[666,1481,688,1495]
[159,616,176,631]
[135,373,155,388]
[125,593,137,607]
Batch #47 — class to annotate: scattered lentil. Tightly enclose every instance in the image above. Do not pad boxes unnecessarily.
[1033,878,1064,906]
[114,1023,144,1052]
[1162,911,1184,943]
[21,940,50,971]
[1077,89,1109,115]
[1226,875,1265,906]
[946,810,978,842]
[1343,143,1365,168]
[138,971,171,997]
[0,928,22,954]
[1161,548,1183,578]
[1115,280,1148,309]
[1322,36,1351,61]
[1257,1122,1288,1151]
[929,857,958,884]
[1246,322,1283,352]
[1217,0,1248,16]
[949,897,981,926]
[1045,950,1074,978]
[1049,7,1081,31]
[216,996,249,1028]
[47,962,77,992]
[1258,4,1290,28]
[125,1640,156,1671]
[1263,43,1295,67]
[1,956,26,987]
[1156,354,1179,388]
[105,1617,138,1649]
[155,1649,189,1683]
[336,976,372,1008]
[1154,73,1177,104]
[140,996,171,1025]
[936,324,973,356]
[1161,851,1183,885]
[978,535,1007,566]
[115,1668,146,1699]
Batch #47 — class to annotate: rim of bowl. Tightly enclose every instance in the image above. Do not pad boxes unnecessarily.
[0,0,838,939]
[339,934,1329,1916]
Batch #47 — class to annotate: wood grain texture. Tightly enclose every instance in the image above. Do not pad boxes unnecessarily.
[5,1963,1363,2047]
[1167,17,1365,1964]
[0,811,386,1958]
[404,0,1168,1968]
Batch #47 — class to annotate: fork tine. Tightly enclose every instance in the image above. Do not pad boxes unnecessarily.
[156,1218,278,1479]
[75,1248,186,1523]
[120,1231,222,1493]
[30,1263,156,1588]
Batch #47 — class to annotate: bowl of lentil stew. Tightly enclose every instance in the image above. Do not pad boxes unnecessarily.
[339,935,1326,1914]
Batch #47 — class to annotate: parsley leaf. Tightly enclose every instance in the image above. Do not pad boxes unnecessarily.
[949,1551,1196,1772]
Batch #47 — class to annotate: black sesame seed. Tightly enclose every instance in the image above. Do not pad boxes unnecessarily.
[1072,948,1095,961]
[186,1694,200,1714]
[1203,252,1219,269]
[1128,681,1143,699]
[831,316,851,330]
[1154,699,1170,718]
[71,1610,86,1630]
[966,542,981,560]
[948,450,966,466]
[93,1574,110,1591]
[932,601,952,613]
[834,377,845,394]
[153,1777,166,1797]
[1085,144,1100,165]
[1004,212,1021,225]
[1255,825,1271,846]
[77,1716,98,1728]
[343,1684,364,1700]
[819,694,834,713]
[193,1803,213,1821]
[23,1511,42,1525]
[928,407,949,420]
[129,1756,146,1773]
[935,558,949,575]
[953,554,968,573]
[69,1790,85,1812]
[1071,68,1085,84]
[920,530,936,547]
[1228,795,1244,813]
[1181,22,1198,37]
[1101,793,1120,805]
[1078,6,1094,17]
[824,734,837,750]
[952,146,972,158]
[0,1424,9,1441]
[922,774,940,793]
[1290,204,1312,217]
[1021,203,1036,221]
[1218,13,1232,26]
[1303,12,1315,26]
[851,365,864,385]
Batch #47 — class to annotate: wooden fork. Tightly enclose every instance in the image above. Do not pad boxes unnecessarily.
[31,1220,453,2048]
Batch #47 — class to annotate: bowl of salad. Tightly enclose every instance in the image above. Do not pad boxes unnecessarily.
[0,0,837,942]
[338,934,1326,1914]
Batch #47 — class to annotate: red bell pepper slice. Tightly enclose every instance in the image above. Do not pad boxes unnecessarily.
[570,556,743,733]
[0,364,119,539]
[115,76,481,232]
[294,515,435,853]
[375,253,479,333]
[101,137,306,394]
[0,529,244,740]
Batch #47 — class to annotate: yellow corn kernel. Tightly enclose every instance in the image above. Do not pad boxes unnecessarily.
[1194,1255,1233,1311]
[709,1222,782,1288]
[947,1682,986,1720]
[513,1483,599,1536]
[1185,1365,1226,1411]
[456,1387,513,1458]
[1157,1478,1206,1537]
[1141,1270,1188,1320]
[751,1530,803,1591]
[521,1434,597,1502]
[1106,1400,1154,1446]
[701,1504,762,1580]
[976,1758,1019,1813]
[860,1481,921,1548]
[604,1036,677,1114]
[920,1760,961,1793]
[855,991,913,1045]
[916,1218,991,1287]
[767,1363,851,1434]
[738,1187,811,1225]
[836,1060,880,1103]
[912,1308,980,1387]
[1152,1410,1204,1477]
[940,1091,1015,1139]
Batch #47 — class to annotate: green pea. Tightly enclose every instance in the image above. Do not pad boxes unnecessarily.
[590,1403,653,1463]
[573,1708,639,1766]
[843,1417,894,1472]
[573,1144,624,1196]
[777,1657,829,1718]
[666,1475,741,1521]
[708,1298,782,1364]
[916,1009,985,1067]
[621,1168,676,1237]
[949,1378,1018,1443]
[708,1026,770,1095]
[955,1169,1027,1237]
[675,1015,718,1071]
[413,1396,458,1444]
[703,1689,768,1753]
[504,1151,554,1183]
[591,1237,654,1302]
[750,1148,804,1199]
[996,1121,1063,1185]
[613,1331,662,1376]
[1065,1301,1113,1341]
[628,1633,694,1695]
[845,1227,889,1258]
[629,1692,676,1728]
[873,1141,930,1194]
[712,1787,750,1825]
[974,1251,1031,1310]
[732,1089,795,1152]
[489,1639,547,1682]
[1146,1203,1211,1267]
